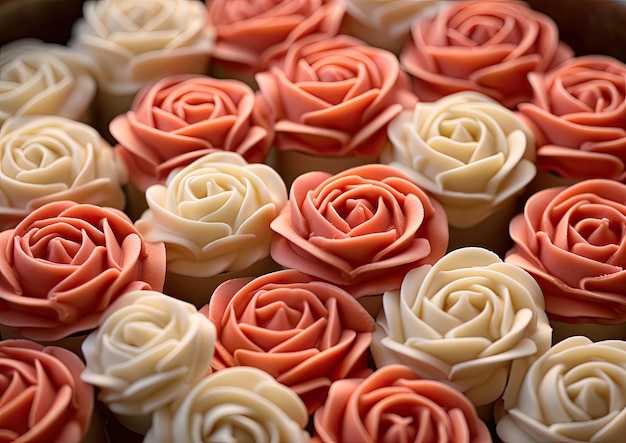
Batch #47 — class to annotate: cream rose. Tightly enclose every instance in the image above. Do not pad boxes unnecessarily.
[382,91,536,228]
[497,336,626,443]
[70,0,214,96]
[337,0,439,53]
[371,247,552,415]
[0,115,127,230]
[81,290,216,424]
[135,151,288,277]
[0,39,96,126]
[144,366,310,443]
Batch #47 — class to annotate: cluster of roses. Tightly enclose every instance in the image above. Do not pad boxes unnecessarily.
[0,0,625,442]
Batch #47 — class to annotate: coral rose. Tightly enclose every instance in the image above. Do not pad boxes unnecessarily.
[270,164,449,298]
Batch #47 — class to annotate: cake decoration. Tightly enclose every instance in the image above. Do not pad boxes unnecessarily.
[111,74,274,195]
[202,268,375,413]
[382,90,536,253]
[270,164,449,298]
[81,290,216,434]
[0,339,96,443]
[69,0,215,136]
[506,179,626,342]
[255,33,417,184]
[400,0,573,108]
[496,336,626,443]
[206,0,345,86]
[135,150,287,306]
[0,200,166,342]
[0,39,96,127]
[0,115,127,231]
[313,364,492,443]
[144,366,310,443]
[370,247,551,419]
[337,0,440,54]
[517,55,626,186]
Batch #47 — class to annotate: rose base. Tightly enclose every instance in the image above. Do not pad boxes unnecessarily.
[163,255,282,309]
[0,324,89,360]
[274,148,378,189]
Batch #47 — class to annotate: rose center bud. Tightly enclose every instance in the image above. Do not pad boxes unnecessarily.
[439,118,481,144]
[573,217,620,246]
[567,375,612,419]
[377,411,417,442]
[341,198,376,229]
[454,16,507,45]
[316,64,355,82]
[124,3,164,27]
[569,80,621,112]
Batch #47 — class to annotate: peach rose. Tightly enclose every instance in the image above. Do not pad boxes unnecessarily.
[517,55,626,181]
[201,269,375,413]
[0,201,166,341]
[0,39,96,126]
[206,0,345,77]
[506,179,626,325]
[0,340,94,443]
[313,364,492,443]
[70,0,214,96]
[371,247,551,414]
[270,164,449,298]
[111,74,274,191]
[256,34,417,157]
[497,336,626,443]
[144,366,310,443]
[400,0,573,108]
[0,115,127,231]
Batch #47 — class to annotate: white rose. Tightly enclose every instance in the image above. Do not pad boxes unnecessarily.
[337,0,440,53]
[370,247,552,415]
[0,39,96,126]
[144,366,310,443]
[382,91,536,228]
[81,290,216,418]
[0,115,126,230]
[497,336,626,443]
[135,151,288,277]
[70,0,214,95]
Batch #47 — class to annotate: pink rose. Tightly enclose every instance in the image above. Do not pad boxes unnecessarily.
[0,201,166,341]
[201,269,375,413]
[517,55,626,181]
[0,339,94,443]
[400,0,573,108]
[206,0,345,76]
[111,74,274,191]
[313,364,492,443]
[256,34,417,157]
[270,164,449,297]
[506,179,626,325]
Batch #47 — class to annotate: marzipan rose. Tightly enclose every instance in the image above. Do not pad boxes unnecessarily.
[70,0,214,97]
[506,179,626,325]
[81,290,216,434]
[0,201,166,341]
[135,151,287,277]
[206,0,345,79]
[0,340,94,443]
[0,39,95,126]
[0,115,127,231]
[497,336,626,443]
[337,0,439,53]
[202,269,375,413]
[144,366,310,443]
[111,74,274,192]
[270,164,449,298]
[313,364,492,443]
[371,247,552,416]
[517,55,626,182]
[382,91,536,228]
[255,34,417,158]
[400,0,573,108]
